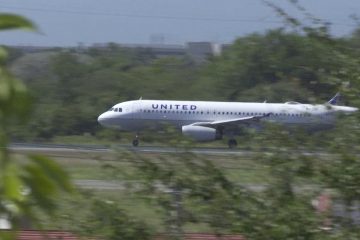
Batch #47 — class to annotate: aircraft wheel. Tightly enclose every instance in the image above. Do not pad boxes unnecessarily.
[132,139,139,147]
[228,139,237,149]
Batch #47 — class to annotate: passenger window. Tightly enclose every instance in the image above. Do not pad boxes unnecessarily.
[119,108,122,112]
[115,108,118,112]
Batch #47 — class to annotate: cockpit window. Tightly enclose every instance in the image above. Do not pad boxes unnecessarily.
[113,108,122,112]
[107,107,123,112]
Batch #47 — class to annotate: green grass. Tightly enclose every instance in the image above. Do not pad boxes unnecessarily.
[13,147,271,183]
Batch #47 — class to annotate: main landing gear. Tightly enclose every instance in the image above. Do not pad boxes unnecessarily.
[132,134,139,147]
[228,139,237,149]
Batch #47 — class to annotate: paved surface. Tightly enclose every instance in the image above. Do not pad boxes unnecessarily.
[9,143,257,156]
[9,142,330,156]
[74,180,128,190]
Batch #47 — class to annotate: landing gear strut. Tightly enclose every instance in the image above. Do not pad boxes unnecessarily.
[228,139,237,149]
[132,134,139,147]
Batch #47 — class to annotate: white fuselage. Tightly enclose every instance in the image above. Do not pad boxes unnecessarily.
[98,100,357,134]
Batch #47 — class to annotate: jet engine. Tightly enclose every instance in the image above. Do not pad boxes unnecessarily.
[182,125,222,141]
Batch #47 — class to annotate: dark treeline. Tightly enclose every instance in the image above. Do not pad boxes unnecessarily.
[7,28,360,141]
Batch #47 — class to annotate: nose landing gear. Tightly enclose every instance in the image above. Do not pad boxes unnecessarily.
[132,134,139,147]
[228,139,237,149]
[132,139,139,147]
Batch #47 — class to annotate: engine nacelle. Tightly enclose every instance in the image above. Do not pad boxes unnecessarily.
[182,125,222,142]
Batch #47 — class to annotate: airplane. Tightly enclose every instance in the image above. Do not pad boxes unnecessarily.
[97,93,358,148]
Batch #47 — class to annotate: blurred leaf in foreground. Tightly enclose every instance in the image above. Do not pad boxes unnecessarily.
[0,13,74,239]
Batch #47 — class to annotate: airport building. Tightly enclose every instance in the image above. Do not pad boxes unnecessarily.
[10,41,225,63]
[92,41,224,62]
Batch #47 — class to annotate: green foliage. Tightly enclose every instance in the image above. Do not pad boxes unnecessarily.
[198,29,352,102]
[81,199,152,240]
[0,14,34,31]
[322,154,360,202]
[0,69,30,121]
[0,13,74,238]
[123,150,243,236]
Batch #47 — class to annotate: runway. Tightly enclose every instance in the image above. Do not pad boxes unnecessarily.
[9,142,256,156]
[9,142,338,158]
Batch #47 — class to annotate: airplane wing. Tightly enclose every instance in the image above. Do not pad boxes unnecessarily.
[190,113,272,129]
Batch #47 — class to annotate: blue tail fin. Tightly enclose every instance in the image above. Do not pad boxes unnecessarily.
[327,93,340,105]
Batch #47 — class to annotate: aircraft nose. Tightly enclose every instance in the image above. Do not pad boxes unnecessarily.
[97,113,107,126]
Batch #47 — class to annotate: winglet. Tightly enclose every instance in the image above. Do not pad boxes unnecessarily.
[327,93,340,105]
